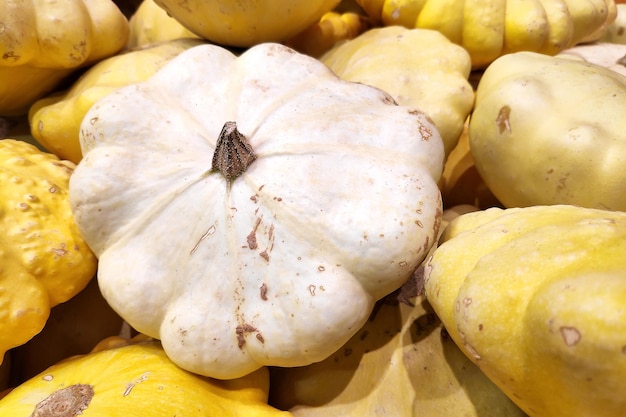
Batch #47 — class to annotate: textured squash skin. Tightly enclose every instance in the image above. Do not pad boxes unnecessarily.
[0,140,97,361]
[355,0,617,68]
[469,51,626,210]
[28,38,205,163]
[321,26,474,157]
[0,0,129,116]
[423,205,626,417]
[0,340,293,417]
[69,43,444,379]
[152,0,342,47]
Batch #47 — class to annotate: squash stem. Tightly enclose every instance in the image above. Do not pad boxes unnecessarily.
[211,121,256,181]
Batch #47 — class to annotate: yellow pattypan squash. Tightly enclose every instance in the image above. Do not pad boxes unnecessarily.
[152,0,342,47]
[423,204,626,417]
[69,43,444,379]
[0,0,130,116]
[320,26,474,157]
[126,0,200,48]
[0,338,293,417]
[469,51,626,210]
[355,0,617,68]
[28,38,205,164]
[0,139,97,361]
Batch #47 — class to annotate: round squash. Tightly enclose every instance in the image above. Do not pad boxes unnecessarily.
[423,204,626,417]
[69,42,444,380]
[469,51,626,210]
[151,0,342,47]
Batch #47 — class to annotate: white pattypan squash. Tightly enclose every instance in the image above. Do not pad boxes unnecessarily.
[69,43,444,380]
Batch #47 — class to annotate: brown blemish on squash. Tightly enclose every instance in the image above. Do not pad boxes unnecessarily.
[418,123,433,141]
[2,51,20,62]
[247,217,262,249]
[560,326,581,346]
[458,329,481,360]
[380,94,396,105]
[51,243,69,257]
[496,105,512,134]
[236,324,259,349]
[31,384,94,417]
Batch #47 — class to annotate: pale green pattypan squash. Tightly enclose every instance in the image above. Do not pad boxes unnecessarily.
[423,204,626,417]
[69,43,444,380]
[469,51,626,210]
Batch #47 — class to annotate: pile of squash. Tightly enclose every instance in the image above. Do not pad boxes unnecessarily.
[1,0,625,415]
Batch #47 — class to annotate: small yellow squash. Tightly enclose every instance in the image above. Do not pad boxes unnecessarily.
[0,338,293,416]
[355,0,617,68]
[29,38,205,163]
[320,26,474,156]
[0,139,97,361]
[0,0,130,116]
[423,204,626,417]
[152,0,342,47]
